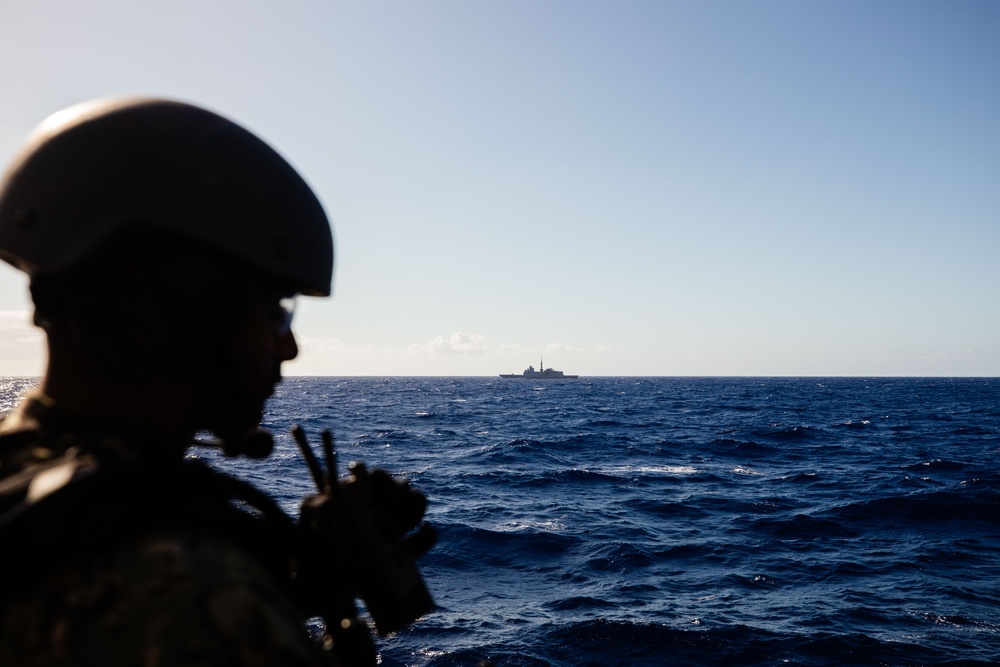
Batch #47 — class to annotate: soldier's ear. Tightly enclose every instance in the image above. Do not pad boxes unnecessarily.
[117,298,179,369]
[80,297,191,383]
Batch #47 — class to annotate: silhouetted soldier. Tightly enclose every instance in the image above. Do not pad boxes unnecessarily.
[0,98,431,666]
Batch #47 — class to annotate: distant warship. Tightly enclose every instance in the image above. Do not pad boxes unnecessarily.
[500,358,578,379]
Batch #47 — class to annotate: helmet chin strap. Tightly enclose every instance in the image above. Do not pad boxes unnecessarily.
[191,428,275,460]
[191,339,279,460]
[220,427,275,459]
[198,388,277,458]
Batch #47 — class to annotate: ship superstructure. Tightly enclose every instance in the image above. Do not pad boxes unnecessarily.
[500,357,578,379]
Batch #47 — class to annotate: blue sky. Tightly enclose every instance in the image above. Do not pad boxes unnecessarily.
[0,1,997,376]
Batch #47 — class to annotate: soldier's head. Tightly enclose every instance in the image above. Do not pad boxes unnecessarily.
[0,98,334,449]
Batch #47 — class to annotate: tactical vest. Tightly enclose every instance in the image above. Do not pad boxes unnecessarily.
[0,436,299,600]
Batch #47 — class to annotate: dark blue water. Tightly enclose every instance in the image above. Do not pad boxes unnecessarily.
[229,376,1000,666]
[8,376,1000,665]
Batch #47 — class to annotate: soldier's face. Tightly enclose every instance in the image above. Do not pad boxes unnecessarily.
[208,289,299,435]
[237,290,298,407]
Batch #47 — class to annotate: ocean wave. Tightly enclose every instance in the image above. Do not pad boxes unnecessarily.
[585,542,654,573]
[706,438,779,456]
[749,513,859,539]
[542,595,618,612]
[753,425,822,442]
[504,468,622,488]
[900,458,970,472]
[432,523,581,568]
[603,464,700,478]
[827,486,1000,527]
[620,498,709,520]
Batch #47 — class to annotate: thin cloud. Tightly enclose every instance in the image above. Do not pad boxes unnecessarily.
[296,332,603,359]
[0,311,43,349]
[406,332,488,356]
[288,332,604,374]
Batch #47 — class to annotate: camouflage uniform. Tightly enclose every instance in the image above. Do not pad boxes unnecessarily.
[0,394,340,667]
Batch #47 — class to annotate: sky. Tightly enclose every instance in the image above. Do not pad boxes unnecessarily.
[0,0,997,376]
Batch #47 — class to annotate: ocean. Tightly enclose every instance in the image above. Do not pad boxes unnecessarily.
[4,376,999,666]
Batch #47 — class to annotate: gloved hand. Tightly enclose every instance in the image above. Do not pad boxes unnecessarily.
[348,465,437,559]
[340,462,437,635]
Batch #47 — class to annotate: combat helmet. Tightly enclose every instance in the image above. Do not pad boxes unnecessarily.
[0,97,333,296]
